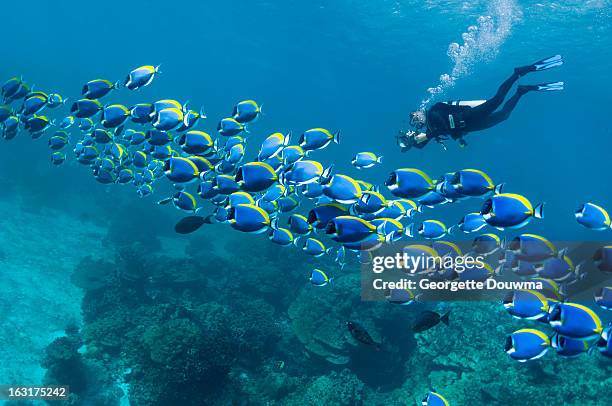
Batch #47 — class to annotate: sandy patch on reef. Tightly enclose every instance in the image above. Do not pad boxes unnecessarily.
[0,198,107,385]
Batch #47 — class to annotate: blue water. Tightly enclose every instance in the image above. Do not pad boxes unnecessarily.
[0,1,611,405]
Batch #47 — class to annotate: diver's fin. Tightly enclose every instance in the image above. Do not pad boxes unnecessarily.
[520,81,564,93]
[532,54,564,71]
[516,55,563,76]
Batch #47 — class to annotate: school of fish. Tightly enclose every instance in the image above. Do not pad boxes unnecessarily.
[1,66,610,394]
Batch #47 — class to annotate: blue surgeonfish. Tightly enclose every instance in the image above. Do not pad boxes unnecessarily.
[505,328,550,362]
[92,128,113,144]
[225,143,245,164]
[594,287,612,310]
[58,115,75,129]
[410,220,447,240]
[235,162,278,192]
[308,203,348,229]
[551,334,589,358]
[79,118,94,132]
[153,107,183,131]
[548,302,603,339]
[450,169,503,197]
[371,218,404,242]
[288,214,313,235]
[48,132,69,150]
[351,152,382,169]
[214,175,240,194]
[2,77,23,100]
[233,99,261,123]
[471,233,502,256]
[421,391,449,406]
[147,129,173,146]
[354,190,388,214]
[227,204,271,233]
[227,191,255,206]
[310,269,333,286]
[5,81,30,102]
[277,195,299,212]
[325,216,377,243]
[268,227,294,246]
[593,246,612,273]
[480,193,544,229]
[282,160,327,186]
[24,115,52,135]
[132,151,149,168]
[506,234,564,262]
[384,288,420,305]
[165,157,199,183]
[82,79,117,99]
[537,255,582,283]
[258,131,290,161]
[47,93,66,108]
[177,130,213,154]
[217,117,245,136]
[575,202,611,230]
[503,290,549,320]
[130,103,154,123]
[3,115,20,132]
[299,128,339,152]
[71,98,102,118]
[50,151,66,165]
[117,168,134,184]
[301,238,331,257]
[101,104,130,128]
[21,93,48,115]
[124,65,160,90]
[261,184,287,202]
[449,212,487,234]
[158,191,198,213]
[282,145,305,165]
[385,168,435,199]
[321,173,362,204]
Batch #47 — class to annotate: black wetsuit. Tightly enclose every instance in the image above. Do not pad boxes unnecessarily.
[421,70,527,147]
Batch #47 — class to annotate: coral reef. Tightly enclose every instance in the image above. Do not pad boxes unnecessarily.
[36,224,611,405]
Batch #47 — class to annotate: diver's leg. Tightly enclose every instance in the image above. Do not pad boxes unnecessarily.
[467,71,520,117]
[469,88,527,131]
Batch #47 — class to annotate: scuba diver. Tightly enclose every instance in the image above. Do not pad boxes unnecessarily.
[398,55,564,151]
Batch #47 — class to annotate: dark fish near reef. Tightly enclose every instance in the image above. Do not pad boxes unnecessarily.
[347,321,380,350]
[412,310,450,333]
[174,215,213,234]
